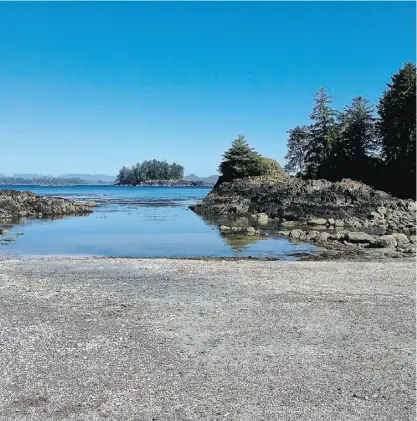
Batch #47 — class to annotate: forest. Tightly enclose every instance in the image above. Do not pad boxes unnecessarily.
[216,63,416,199]
[283,62,416,199]
[116,160,184,185]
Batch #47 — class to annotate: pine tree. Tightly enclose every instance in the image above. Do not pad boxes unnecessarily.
[377,63,416,163]
[284,125,311,175]
[116,166,130,185]
[338,97,376,158]
[218,135,264,182]
[306,88,339,177]
[377,62,416,198]
[324,96,377,180]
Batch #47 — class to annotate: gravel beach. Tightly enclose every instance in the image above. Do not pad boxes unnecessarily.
[0,257,415,420]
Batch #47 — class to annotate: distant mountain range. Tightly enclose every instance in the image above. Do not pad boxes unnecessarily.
[12,174,116,182]
[184,174,218,184]
[13,173,48,179]
[59,174,117,182]
[10,173,218,184]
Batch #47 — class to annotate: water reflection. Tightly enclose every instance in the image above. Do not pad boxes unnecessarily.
[0,186,318,258]
[220,234,266,252]
[0,213,90,227]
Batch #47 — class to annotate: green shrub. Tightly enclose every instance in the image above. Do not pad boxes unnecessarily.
[261,157,286,178]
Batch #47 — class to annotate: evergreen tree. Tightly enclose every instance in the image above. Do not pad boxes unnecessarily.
[284,125,311,175]
[306,88,339,177]
[116,166,130,185]
[218,135,264,183]
[339,97,376,158]
[377,62,416,198]
[325,97,377,180]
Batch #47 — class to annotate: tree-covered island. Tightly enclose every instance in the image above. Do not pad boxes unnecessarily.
[115,160,185,185]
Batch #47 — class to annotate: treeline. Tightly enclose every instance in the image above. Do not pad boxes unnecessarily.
[284,62,416,199]
[0,176,111,185]
[116,160,184,185]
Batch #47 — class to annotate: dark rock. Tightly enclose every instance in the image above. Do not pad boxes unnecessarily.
[3,237,15,242]
[0,189,94,219]
[345,232,373,244]
[193,177,410,219]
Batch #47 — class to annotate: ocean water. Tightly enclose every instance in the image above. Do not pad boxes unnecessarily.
[0,185,316,259]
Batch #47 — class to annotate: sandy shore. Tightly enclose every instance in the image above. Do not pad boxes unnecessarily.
[0,257,415,420]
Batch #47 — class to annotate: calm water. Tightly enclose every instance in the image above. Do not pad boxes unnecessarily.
[0,185,316,259]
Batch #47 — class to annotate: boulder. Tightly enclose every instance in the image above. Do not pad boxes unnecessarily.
[290,229,306,240]
[231,226,243,232]
[256,213,269,225]
[319,232,332,242]
[335,219,345,227]
[246,227,256,235]
[306,230,320,241]
[392,233,410,248]
[345,231,373,243]
[308,218,327,226]
[409,235,416,244]
[220,225,231,232]
[377,206,387,216]
[372,235,397,249]
[407,202,417,212]
[327,218,335,226]
[370,211,382,219]
[256,212,269,220]
[281,221,296,228]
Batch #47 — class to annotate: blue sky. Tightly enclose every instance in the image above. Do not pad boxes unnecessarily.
[0,2,415,177]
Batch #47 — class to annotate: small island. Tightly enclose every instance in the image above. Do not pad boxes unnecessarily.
[115,160,214,187]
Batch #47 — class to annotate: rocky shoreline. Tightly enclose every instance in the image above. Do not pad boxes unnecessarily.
[190,177,417,258]
[0,189,96,219]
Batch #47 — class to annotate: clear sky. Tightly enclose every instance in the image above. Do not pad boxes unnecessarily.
[0,2,415,177]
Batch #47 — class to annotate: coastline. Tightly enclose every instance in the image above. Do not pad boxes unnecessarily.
[0,256,414,420]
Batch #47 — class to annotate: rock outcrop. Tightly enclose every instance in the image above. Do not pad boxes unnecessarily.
[0,189,96,219]
[278,228,415,256]
[191,177,416,234]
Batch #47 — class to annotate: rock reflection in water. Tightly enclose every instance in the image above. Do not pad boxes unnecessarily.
[220,233,266,252]
[196,213,274,252]
[0,213,90,227]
